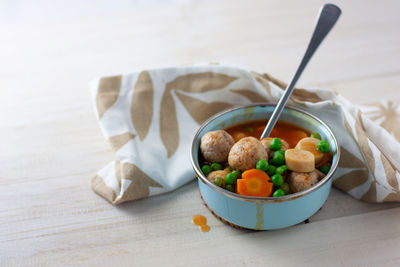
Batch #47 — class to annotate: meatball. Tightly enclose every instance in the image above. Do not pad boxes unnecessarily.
[288,170,319,193]
[207,170,231,187]
[261,137,290,158]
[200,130,235,163]
[228,137,267,171]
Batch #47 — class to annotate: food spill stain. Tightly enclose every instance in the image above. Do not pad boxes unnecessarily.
[200,224,210,232]
[192,214,210,232]
[255,203,264,230]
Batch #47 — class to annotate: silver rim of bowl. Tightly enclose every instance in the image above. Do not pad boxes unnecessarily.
[190,103,341,203]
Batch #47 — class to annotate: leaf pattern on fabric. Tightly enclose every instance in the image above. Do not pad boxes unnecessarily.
[262,72,287,90]
[380,152,399,190]
[343,115,355,140]
[360,181,377,203]
[160,72,238,157]
[383,192,400,202]
[108,132,136,151]
[260,72,322,103]
[333,146,370,194]
[160,89,179,158]
[131,71,154,141]
[343,113,377,201]
[91,174,117,202]
[338,146,366,169]
[292,89,323,103]
[333,169,369,192]
[96,75,122,119]
[230,89,269,103]
[363,101,400,141]
[355,111,376,175]
[114,162,163,204]
[175,91,234,125]
[250,71,272,96]
[115,160,122,185]
[91,66,400,205]
[168,72,238,94]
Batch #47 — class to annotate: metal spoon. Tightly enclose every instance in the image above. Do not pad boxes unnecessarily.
[260,4,341,139]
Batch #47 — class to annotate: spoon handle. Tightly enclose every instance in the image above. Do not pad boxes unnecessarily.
[260,4,341,139]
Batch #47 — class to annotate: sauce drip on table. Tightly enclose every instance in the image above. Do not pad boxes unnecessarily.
[192,214,210,232]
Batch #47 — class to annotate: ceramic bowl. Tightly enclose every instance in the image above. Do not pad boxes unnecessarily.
[190,104,340,230]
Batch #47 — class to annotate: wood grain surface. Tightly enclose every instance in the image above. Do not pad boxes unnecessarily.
[1,0,400,266]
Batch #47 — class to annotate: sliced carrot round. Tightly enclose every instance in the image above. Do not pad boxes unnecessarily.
[242,169,270,181]
[237,169,273,197]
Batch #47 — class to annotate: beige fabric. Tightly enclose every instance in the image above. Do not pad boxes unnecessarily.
[90,65,400,204]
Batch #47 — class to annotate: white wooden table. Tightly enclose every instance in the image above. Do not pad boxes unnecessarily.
[1,0,400,266]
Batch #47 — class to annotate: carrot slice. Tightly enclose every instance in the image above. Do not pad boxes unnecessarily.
[237,169,273,197]
[241,169,271,181]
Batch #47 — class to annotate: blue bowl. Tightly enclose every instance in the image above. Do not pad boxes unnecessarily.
[190,104,340,230]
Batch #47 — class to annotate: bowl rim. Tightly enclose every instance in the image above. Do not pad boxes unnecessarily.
[190,103,341,203]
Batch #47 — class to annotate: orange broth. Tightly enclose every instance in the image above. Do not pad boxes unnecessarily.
[225,120,310,148]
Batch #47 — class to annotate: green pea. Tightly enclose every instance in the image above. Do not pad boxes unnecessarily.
[225,184,234,192]
[231,170,242,179]
[201,165,212,176]
[276,165,288,175]
[214,177,223,187]
[267,165,277,176]
[273,189,286,197]
[320,165,331,174]
[317,140,330,153]
[276,150,285,156]
[271,174,284,187]
[272,152,285,166]
[310,132,322,140]
[225,172,237,185]
[280,183,290,194]
[210,162,223,171]
[256,159,269,172]
[269,138,282,151]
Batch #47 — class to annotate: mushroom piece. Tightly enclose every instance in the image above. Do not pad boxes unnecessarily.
[200,130,235,163]
[228,137,268,171]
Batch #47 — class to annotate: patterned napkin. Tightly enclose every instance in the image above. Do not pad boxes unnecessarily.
[90,64,400,204]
